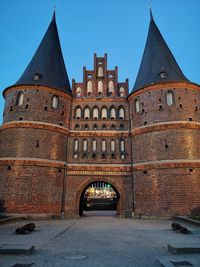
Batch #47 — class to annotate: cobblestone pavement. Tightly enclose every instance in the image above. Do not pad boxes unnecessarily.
[0,211,200,267]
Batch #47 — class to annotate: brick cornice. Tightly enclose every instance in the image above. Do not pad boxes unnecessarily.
[73,97,128,103]
[70,130,130,137]
[133,159,200,170]
[3,84,72,99]
[131,121,200,136]
[128,81,200,101]
[0,121,69,135]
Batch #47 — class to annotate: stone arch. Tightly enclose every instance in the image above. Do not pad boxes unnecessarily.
[76,178,124,216]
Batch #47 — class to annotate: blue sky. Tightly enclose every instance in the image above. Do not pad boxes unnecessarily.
[1,0,200,124]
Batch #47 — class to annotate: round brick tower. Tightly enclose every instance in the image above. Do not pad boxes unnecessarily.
[0,12,72,217]
[128,10,200,217]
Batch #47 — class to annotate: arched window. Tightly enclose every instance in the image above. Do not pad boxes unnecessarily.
[84,107,90,119]
[101,107,107,119]
[52,95,59,109]
[87,81,92,95]
[111,140,116,152]
[74,139,79,152]
[83,139,88,152]
[166,91,174,106]
[135,99,140,113]
[108,81,114,94]
[119,107,125,119]
[93,107,99,119]
[76,87,81,97]
[119,87,125,97]
[75,107,82,119]
[92,140,97,152]
[16,91,24,106]
[98,67,104,77]
[102,140,106,152]
[110,107,116,119]
[120,139,125,152]
[98,81,103,94]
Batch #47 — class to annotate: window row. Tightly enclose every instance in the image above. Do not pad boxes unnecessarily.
[134,91,174,113]
[74,106,125,120]
[73,139,125,153]
[74,123,125,130]
[76,82,125,97]
[16,92,59,109]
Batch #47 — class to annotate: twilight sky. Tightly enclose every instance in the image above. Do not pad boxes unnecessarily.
[1,0,200,124]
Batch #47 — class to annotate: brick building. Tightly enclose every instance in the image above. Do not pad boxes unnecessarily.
[0,11,199,218]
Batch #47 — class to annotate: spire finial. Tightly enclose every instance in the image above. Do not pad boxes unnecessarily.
[149,1,154,21]
[52,6,56,22]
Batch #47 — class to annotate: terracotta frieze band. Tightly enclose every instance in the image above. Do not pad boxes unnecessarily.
[70,130,130,137]
[131,121,200,136]
[0,121,69,135]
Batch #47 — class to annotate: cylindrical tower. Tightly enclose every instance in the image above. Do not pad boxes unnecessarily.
[0,12,72,217]
[128,11,200,217]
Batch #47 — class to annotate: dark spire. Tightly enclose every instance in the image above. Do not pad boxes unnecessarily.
[15,12,71,93]
[132,10,188,92]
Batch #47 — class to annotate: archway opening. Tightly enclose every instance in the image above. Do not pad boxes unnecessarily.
[79,181,120,216]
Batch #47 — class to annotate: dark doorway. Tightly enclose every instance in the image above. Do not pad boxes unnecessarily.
[79,181,120,216]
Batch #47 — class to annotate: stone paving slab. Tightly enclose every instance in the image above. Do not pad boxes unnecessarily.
[168,243,200,254]
[159,256,197,267]
[0,244,35,255]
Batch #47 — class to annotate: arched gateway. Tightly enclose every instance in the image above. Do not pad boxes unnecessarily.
[79,181,120,216]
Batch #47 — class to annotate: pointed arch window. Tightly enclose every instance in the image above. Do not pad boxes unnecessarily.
[111,140,116,152]
[98,81,103,94]
[119,87,125,97]
[110,107,116,119]
[16,91,24,106]
[135,99,140,113]
[74,139,79,152]
[119,107,125,119]
[166,91,174,106]
[87,81,92,95]
[102,140,106,152]
[83,139,88,152]
[92,140,97,152]
[101,107,108,119]
[120,139,125,152]
[76,87,82,97]
[52,95,59,109]
[108,81,114,94]
[84,107,90,119]
[93,107,99,119]
[75,107,82,119]
[98,67,104,77]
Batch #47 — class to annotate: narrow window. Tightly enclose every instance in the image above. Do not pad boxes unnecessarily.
[52,95,59,109]
[102,140,106,152]
[84,107,90,119]
[83,139,88,152]
[74,139,79,152]
[119,87,125,97]
[98,81,103,94]
[110,107,116,119]
[93,108,99,119]
[101,108,107,119]
[87,81,92,95]
[16,92,24,106]
[166,91,174,106]
[108,81,114,95]
[76,87,82,97]
[92,140,97,152]
[75,107,82,119]
[120,139,125,152]
[98,67,104,77]
[119,107,125,119]
[111,140,115,152]
[135,99,140,113]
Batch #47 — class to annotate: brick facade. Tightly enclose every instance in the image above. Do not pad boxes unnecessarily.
[0,54,200,218]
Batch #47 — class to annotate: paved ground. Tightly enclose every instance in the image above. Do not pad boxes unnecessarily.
[0,211,200,267]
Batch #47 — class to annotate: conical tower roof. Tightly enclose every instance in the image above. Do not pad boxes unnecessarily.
[15,12,71,93]
[132,10,188,92]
